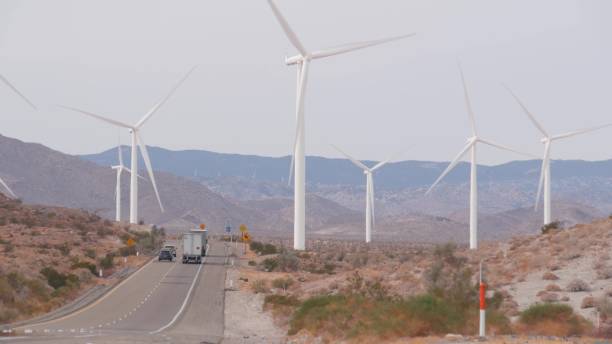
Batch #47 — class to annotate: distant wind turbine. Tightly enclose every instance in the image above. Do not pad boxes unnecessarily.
[266,0,414,250]
[59,66,196,224]
[0,73,37,198]
[111,140,144,222]
[504,85,612,225]
[332,145,395,243]
[426,66,529,250]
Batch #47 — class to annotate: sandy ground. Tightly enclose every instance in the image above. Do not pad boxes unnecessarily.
[505,253,608,323]
[223,257,286,344]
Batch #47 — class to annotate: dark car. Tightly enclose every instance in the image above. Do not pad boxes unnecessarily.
[158,249,174,262]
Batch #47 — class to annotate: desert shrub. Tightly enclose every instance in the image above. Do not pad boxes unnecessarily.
[264,294,300,307]
[541,221,561,234]
[99,253,115,270]
[261,257,278,272]
[566,278,590,292]
[4,242,14,253]
[251,279,269,294]
[277,250,299,272]
[272,277,294,293]
[55,243,71,256]
[288,292,510,338]
[84,248,96,259]
[40,267,78,290]
[250,241,278,255]
[248,260,256,266]
[71,261,97,276]
[249,241,263,253]
[519,303,589,335]
[118,245,137,257]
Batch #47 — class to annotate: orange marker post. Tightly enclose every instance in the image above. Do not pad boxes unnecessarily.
[479,260,486,337]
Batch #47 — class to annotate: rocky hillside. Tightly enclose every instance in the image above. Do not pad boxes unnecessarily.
[0,194,155,324]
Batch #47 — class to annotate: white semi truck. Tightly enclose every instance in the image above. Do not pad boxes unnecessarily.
[182,229,208,264]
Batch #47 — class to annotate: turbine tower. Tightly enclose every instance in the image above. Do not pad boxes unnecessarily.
[504,86,612,225]
[266,0,414,250]
[332,145,394,243]
[426,66,528,250]
[0,74,37,198]
[60,66,196,224]
[111,141,140,222]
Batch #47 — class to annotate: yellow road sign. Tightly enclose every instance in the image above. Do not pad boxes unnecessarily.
[239,224,248,233]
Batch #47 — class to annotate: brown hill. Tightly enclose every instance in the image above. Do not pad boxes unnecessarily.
[0,194,153,324]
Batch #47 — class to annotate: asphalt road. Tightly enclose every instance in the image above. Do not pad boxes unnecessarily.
[5,241,229,344]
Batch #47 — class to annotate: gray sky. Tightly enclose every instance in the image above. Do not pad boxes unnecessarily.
[1,0,611,165]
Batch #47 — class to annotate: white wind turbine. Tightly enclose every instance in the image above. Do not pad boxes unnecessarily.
[111,140,144,222]
[267,0,414,250]
[0,74,37,198]
[59,66,196,224]
[426,67,529,250]
[332,145,394,243]
[504,85,612,225]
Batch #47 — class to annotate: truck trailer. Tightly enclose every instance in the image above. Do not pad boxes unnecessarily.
[182,229,208,264]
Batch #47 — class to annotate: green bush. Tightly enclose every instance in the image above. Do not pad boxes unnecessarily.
[272,277,294,292]
[99,253,115,270]
[519,303,588,335]
[40,267,78,290]
[261,257,278,272]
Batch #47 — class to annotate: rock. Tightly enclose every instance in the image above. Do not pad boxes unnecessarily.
[545,284,561,292]
[581,296,595,308]
[445,334,464,341]
[539,291,559,303]
[561,296,570,301]
[542,272,559,280]
[566,278,590,292]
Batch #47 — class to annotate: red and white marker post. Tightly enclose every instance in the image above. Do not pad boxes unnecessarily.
[479,260,486,337]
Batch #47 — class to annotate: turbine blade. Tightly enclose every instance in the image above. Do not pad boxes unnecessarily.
[309,33,415,60]
[551,123,612,141]
[331,145,369,171]
[426,142,473,195]
[136,66,197,128]
[535,142,551,210]
[371,150,404,171]
[266,0,308,56]
[477,138,535,158]
[58,105,133,129]
[124,167,146,180]
[0,74,37,110]
[135,132,164,213]
[458,63,477,136]
[503,84,549,137]
[0,176,16,198]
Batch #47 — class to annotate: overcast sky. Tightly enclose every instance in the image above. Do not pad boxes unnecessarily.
[1,0,611,165]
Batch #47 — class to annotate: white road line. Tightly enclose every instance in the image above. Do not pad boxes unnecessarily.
[149,260,205,334]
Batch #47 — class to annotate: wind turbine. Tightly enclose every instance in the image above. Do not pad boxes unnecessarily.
[59,66,196,224]
[266,0,414,250]
[504,85,612,225]
[332,145,394,243]
[111,141,143,222]
[426,66,528,250]
[0,73,37,198]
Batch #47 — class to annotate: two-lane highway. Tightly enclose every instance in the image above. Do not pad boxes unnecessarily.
[9,241,229,343]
